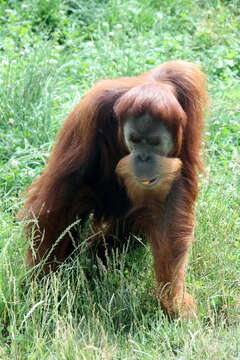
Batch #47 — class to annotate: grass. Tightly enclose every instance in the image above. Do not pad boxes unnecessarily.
[0,0,239,358]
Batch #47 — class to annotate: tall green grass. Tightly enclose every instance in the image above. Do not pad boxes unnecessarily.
[0,0,239,358]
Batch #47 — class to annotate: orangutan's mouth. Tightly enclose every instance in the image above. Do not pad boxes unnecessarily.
[139,176,160,187]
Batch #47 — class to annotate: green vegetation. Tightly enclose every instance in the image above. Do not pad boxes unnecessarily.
[0,0,239,358]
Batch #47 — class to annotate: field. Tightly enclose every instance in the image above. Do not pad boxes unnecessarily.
[0,0,239,358]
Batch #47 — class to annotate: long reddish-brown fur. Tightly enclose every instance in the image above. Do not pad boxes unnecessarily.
[19,61,207,318]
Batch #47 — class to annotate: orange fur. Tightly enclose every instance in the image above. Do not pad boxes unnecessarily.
[19,61,207,317]
[116,155,182,204]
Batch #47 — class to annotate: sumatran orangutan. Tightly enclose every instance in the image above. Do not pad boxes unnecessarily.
[19,61,207,318]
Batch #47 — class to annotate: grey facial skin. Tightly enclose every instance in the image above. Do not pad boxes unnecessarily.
[123,113,174,184]
[123,113,173,157]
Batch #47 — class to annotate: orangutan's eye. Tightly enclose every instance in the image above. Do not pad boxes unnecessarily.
[148,136,160,146]
[129,133,141,144]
